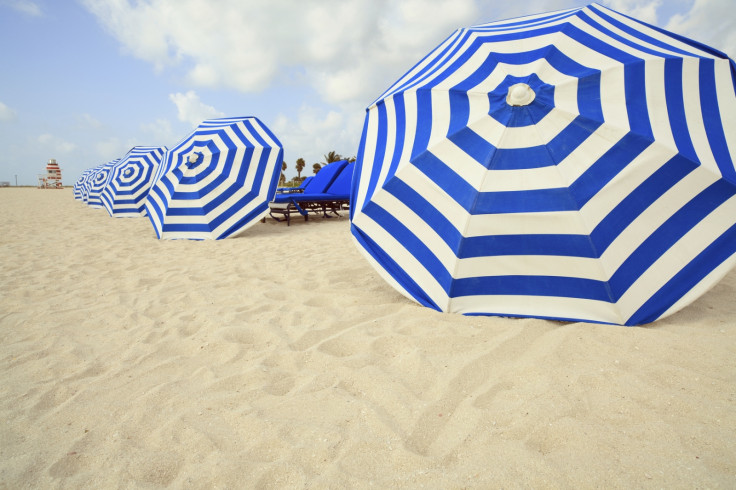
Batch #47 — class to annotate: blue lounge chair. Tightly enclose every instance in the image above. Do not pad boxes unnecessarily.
[277,176,313,194]
[269,160,354,225]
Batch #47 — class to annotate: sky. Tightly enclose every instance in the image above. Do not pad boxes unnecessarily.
[0,0,734,184]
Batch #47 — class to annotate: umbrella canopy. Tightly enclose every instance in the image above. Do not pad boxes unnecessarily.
[145,116,284,239]
[85,160,119,208]
[100,146,167,217]
[73,168,95,200]
[350,3,736,326]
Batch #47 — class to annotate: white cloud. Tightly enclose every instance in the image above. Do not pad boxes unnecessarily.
[272,105,363,175]
[0,101,17,122]
[169,90,224,126]
[665,0,736,59]
[37,133,76,153]
[76,113,103,129]
[604,0,662,24]
[82,0,483,106]
[94,137,138,160]
[1,0,42,16]
[83,0,736,170]
[139,118,178,147]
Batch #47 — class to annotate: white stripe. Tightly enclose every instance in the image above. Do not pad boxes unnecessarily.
[479,165,568,192]
[465,210,589,236]
[714,59,736,163]
[355,109,380,212]
[682,57,720,174]
[454,254,604,280]
[619,194,736,321]
[429,84,451,148]
[449,294,622,324]
[375,95,398,191]
[644,58,676,151]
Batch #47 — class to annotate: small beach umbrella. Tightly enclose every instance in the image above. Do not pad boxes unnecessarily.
[145,116,284,239]
[86,159,119,208]
[73,168,95,200]
[100,146,167,217]
[350,4,736,326]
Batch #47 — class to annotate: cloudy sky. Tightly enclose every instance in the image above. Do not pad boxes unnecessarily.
[0,0,734,184]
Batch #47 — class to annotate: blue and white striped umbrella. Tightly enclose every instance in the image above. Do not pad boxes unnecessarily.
[350,4,736,326]
[73,168,95,200]
[86,159,119,208]
[100,146,167,217]
[145,116,284,240]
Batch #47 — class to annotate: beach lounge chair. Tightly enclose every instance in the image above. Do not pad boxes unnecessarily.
[276,176,313,194]
[269,160,354,225]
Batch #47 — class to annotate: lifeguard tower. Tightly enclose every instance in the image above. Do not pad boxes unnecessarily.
[38,158,63,189]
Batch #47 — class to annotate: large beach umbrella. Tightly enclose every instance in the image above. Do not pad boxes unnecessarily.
[350,4,736,326]
[100,146,167,217]
[145,116,284,239]
[86,159,119,208]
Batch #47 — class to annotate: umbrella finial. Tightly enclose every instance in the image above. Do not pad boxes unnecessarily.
[506,83,535,106]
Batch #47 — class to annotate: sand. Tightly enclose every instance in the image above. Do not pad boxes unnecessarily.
[0,187,734,488]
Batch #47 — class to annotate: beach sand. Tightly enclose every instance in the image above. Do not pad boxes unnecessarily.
[1,188,734,488]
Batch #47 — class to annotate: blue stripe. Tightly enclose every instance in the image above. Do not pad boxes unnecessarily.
[384,177,463,253]
[568,132,651,206]
[589,154,697,253]
[458,234,597,258]
[384,176,597,258]
[608,179,736,299]
[474,188,579,214]
[627,222,736,325]
[362,203,453,294]
[360,103,390,213]
[664,58,699,163]
[699,59,736,181]
[450,275,612,301]
[161,222,212,233]
[411,151,476,209]
[411,89,433,161]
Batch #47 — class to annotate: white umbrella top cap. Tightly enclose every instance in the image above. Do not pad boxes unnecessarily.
[506,83,535,106]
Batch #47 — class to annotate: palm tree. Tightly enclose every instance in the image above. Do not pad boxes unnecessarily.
[323,151,343,164]
[295,158,305,179]
[312,163,322,174]
[280,161,287,185]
